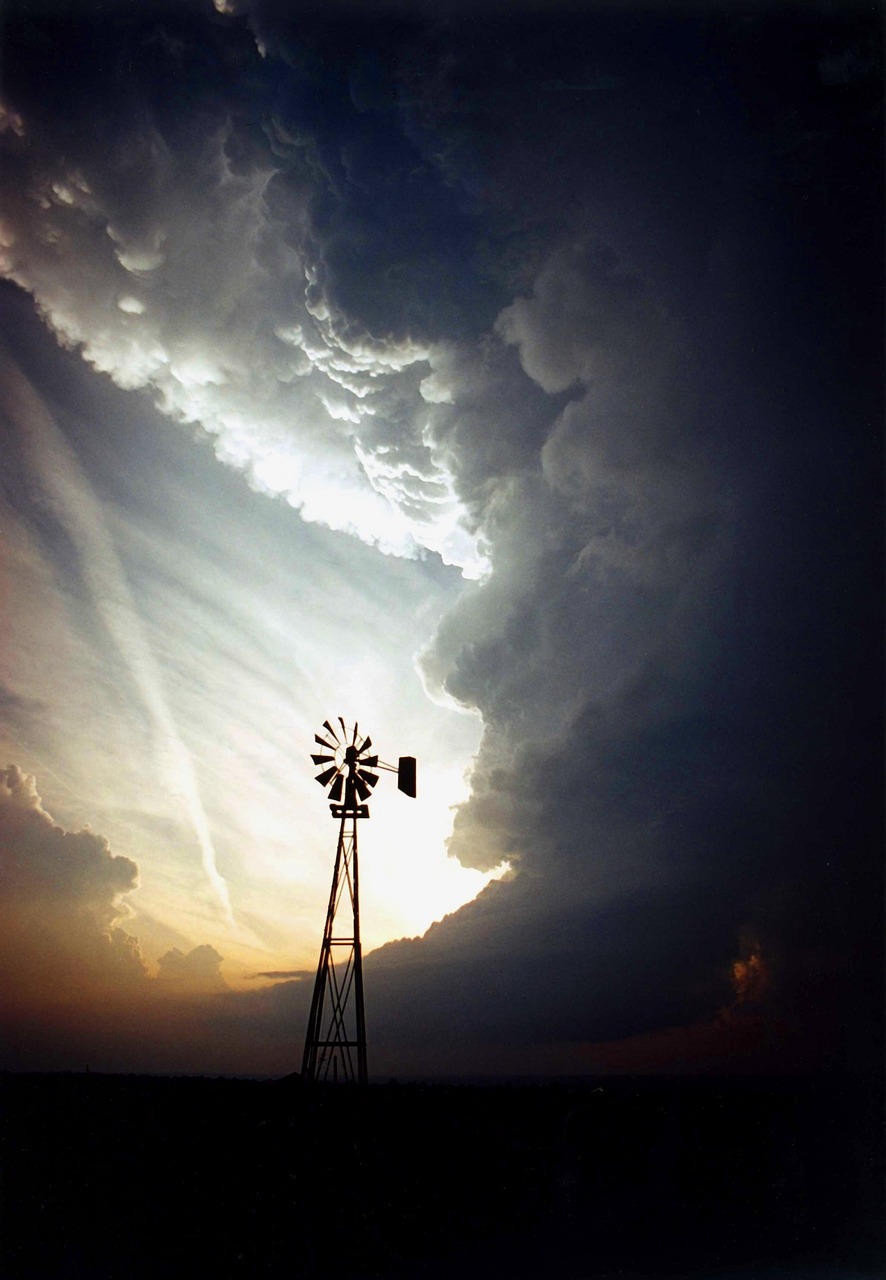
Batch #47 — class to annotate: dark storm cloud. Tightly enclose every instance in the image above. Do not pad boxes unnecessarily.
[381,6,881,1068]
[0,1,880,1077]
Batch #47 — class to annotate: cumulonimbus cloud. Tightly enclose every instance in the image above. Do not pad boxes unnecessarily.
[0,2,878,1077]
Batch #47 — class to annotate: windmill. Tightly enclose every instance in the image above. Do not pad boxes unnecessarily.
[301,717,416,1084]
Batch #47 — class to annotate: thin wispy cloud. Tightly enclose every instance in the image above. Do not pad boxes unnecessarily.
[2,350,234,922]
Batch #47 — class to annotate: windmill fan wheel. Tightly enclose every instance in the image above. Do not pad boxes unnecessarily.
[311,718,379,804]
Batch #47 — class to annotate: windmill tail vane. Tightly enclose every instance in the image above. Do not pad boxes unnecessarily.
[302,717,416,1084]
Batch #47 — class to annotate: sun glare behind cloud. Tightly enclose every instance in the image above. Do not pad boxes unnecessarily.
[357,758,509,951]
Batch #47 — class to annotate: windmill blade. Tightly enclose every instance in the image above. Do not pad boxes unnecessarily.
[358,737,373,756]
[315,766,339,788]
[351,722,359,745]
[311,753,335,766]
[358,770,379,790]
[323,720,340,743]
[354,774,372,802]
[338,716,348,740]
[360,754,378,769]
[329,774,344,803]
[315,733,336,751]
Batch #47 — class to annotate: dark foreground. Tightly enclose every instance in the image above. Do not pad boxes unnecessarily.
[1,1071,882,1279]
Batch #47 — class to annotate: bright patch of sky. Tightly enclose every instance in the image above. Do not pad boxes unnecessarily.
[0,329,503,986]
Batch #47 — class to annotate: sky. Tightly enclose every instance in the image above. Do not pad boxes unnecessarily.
[0,0,881,1079]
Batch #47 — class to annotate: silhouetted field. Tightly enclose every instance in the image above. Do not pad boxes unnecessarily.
[1,1071,882,1278]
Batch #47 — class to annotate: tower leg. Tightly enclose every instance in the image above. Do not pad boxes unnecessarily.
[301,811,367,1084]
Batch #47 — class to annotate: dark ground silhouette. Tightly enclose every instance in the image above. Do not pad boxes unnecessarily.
[1,1070,882,1278]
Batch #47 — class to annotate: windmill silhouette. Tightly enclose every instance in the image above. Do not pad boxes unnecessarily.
[302,718,416,1084]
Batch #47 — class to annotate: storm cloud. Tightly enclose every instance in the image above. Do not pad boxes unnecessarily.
[0,1,881,1078]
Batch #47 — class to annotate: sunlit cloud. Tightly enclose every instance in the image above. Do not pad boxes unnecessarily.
[0,100,486,576]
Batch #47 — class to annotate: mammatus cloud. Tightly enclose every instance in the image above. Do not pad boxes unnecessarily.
[0,28,483,575]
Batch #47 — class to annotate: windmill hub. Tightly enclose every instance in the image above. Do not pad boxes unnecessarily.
[311,719,380,815]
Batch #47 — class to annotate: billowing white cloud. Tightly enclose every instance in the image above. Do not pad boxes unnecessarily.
[0,85,483,574]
